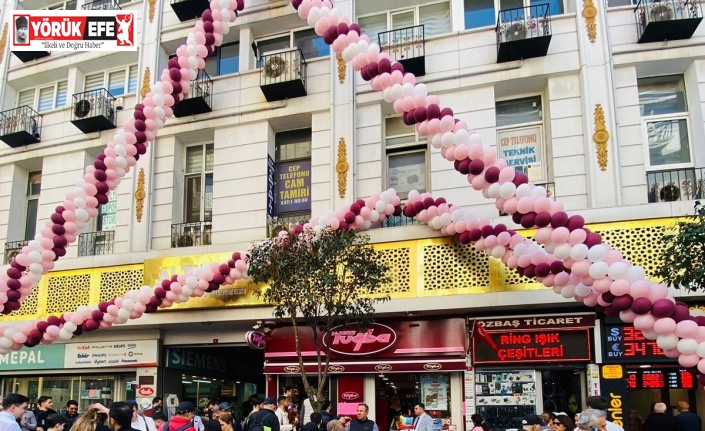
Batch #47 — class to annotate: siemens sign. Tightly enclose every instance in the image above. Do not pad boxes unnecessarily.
[167,348,227,373]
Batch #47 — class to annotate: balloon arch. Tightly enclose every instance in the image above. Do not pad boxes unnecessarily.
[2,0,704,384]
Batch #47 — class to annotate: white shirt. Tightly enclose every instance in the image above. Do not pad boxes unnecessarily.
[301,399,314,426]
[133,415,157,431]
[275,408,293,431]
[1,412,22,431]
[605,421,624,431]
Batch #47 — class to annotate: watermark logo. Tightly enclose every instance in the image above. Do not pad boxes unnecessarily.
[11,10,136,52]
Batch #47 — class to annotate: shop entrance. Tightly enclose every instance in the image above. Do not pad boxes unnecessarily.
[540,370,582,417]
[375,373,452,431]
[626,366,697,422]
[163,344,265,419]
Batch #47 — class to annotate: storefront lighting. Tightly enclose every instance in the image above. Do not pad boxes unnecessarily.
[639,365,652,368]
[195,379,211,383]
[182,381,193,384]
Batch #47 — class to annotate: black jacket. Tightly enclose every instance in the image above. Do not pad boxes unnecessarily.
[320,413,334,431]
[644,413,682,431]
[244,409,280,431]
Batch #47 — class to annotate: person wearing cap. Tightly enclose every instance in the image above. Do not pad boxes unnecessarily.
[214,403,242,431]
[521,414,545,431]
[15,16,28,44]
[244,398,279,431]
[166,402,198,431]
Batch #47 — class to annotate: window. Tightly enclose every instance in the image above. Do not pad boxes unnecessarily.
[84,65,138,95]
[274,129,311,218]
[607,0,634,6]
[385,117,427,200]
[359,2,451,39]
[638,76,692,168]
[256,30,330,60]
[17,82,68,112]
[185,144,214,223]
[45,0,77,9]
[97,190,118,231]
[203,42,241,77]
[25,171,41,241]
[495,96,547,182]
[464,0,563,29]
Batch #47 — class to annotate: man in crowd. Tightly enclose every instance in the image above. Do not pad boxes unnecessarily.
[167,403,198,431]
[108,402,140,431]
[1,394,30,431]
[152,414,167,431]
[520,414,544,431]
[61,401,79,431]
[36,396,57,431]
[585,396,624,431]
[319,402,333,431]
[644,402,680,431]
[344,404,378,431]
[412,404,433,431]
[244,398,279,431]
[274,397,292,431]
[302,413,321,431]
[676,401,701,431]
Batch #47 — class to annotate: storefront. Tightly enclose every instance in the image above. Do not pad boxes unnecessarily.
[263,317,467,431]
[467,313,595,431]
[599,318,698,430]
[0,339,159,411]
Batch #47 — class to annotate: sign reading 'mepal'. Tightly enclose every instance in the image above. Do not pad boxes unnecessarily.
[0,344,66,370]
[10,10,137,52]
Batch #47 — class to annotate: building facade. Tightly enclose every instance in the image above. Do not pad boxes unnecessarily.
[0,0,704,429]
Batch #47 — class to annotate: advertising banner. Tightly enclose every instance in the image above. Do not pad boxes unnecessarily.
[0,344,66,370]
[65,340,158,368]
[497,126,545,182]
[421,374,449,410]
[599,365,628,429]
[275,160,311,213]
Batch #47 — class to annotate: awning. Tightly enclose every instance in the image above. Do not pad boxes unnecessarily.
[264,357,468,374]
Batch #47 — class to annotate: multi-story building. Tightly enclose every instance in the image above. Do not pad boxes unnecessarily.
[0,0,703,429]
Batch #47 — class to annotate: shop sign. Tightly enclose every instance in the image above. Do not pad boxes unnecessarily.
[245,330,267,350]
[473,314,595,330]
[626,369,695,390]
[138,387,155,396]
[472,327,592,364]
[65,340,158,368]
[341,391,359,401]
[424,363,443,370]
[0,344,65,370]
[328,365,345,372]
[274,160,311,213]
[602,365,623,379]
[284,366,301,373]
[167,348,226,372]
[323,323,397,356]
[375,364,393,371]
[496,125,545,182]
[602,322,675,364]
[599,365,628,429]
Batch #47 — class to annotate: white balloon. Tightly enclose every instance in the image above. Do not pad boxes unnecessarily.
[569,244,589,261]
[516,184,533,198]
[453,129,469,145]
[414,83,428,97]
[218,0,229,9]
[441,132,455,148]
[117,308,131,320]
[487,182,501,199]
[560,284,576,299]
[221,9,232,22]
[59,329,73,340]
[677,338,698,355]
[186,45,197,57]
[431,134,443,149]
[588,261,609,279]
[382,88,393,103]
[491,245,505,259]
[587,244,608,263]
[531,186,547,199]
[499,182,517,199]
[29,251,43,263]
[390,84,403,101]
[575,283,592,297]
[696,341,705,358]
[626,265,646,282]
[656,334,679,350]
[608,261,628,280]
[402,83,414,98]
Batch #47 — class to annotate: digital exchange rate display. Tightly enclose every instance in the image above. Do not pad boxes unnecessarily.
[626,369,695,390]
[603,323,676,363]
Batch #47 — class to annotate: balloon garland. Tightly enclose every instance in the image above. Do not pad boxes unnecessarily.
[1,0,705,385]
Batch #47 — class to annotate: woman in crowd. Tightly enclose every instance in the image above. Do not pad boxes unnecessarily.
[550,415,575,431]
[469,414,490,431]
[71,408,110,431]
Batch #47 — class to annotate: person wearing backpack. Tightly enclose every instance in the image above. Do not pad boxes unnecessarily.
[244,398,279,431]
[167,403,198,431]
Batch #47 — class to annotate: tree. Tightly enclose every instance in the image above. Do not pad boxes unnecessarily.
[248,227,391,412]
[656,200,705,292]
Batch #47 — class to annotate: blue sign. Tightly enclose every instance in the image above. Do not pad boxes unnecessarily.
[275,160,311,213]
[267,155,275,218]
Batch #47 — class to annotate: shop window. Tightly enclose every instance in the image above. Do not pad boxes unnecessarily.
[376,373,451,431]
[184,144,214,224]
[273,129,312,225]
[464,0,564,29]
[385,116,428,201]
[24,171,41,241]
[495,96,547,183]
[638,75,692,169]
[359,1,451,39]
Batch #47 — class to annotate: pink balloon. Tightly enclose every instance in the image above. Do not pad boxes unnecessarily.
[653,317,677,335]
[633,314,656,331]
[679,353,700,368]
[676,320,699,338]
[568,229,587,246]
[648,284,669,302]
[630,280,651,299]
[619,309,637,323]
[610,279,631,296]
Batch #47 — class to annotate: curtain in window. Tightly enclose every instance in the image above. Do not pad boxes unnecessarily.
[128,65,138,94]
[108,70,126,96]
[359,14,387,43]
[185,176,202,223]
[256,36,290,60]
[85,73,104,91]
[18,89,35,108]
[420,3,451,37]
[38,86,54,112]
[56,81,68,108]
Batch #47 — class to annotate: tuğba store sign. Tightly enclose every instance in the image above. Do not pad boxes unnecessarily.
[471,314,594,364]
[323,323,397,355]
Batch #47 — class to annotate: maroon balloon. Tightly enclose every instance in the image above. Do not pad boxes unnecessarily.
[549,260,565,275]
[154,287,167,299]
[339,221,349,231]
[172,82,183,95]
[512,212,523,225]
[493,224,507,235]
[47,315,61,326]
[631,297,653,315]
[349,24,361,34]
[423,197,435,209]
[403,205,415,218]
[512,172,529,186]
[439,108,454,118]
[30,329,42,340]
[344,212,356,224]
[149,296,162,307]
[6,290,21,301]
[350,202,361,214]
[94,160,107,171]
[134,110,146,122]
[213,273,225,285]
[457,159,471,175]
[520,212,537,229]
[604,304,619,317]
[612,295,634,311]
[201,10,213,22]
[135,143,147,155]
[85,320,100,331]
[95,182,109,194]
[236,0,244,11]
[524,265,536,279]
[51,224,65,236]
[10,261,25,271]
[96,193,109,205]
[484,166,500,183]
[426,104,441,119]
[550,212,569,228]
[458,232,471,245]
[468,228,482,242]
[7,279,20,290]
[337,23,350,37]
[53,236,67,248]
[169,68,182,82]
[98,301,110,312]
[51,213,65,224]
[53,247,66,258]
[378,57,391,74]
[651,298,675,318]
[134,119,147,132]
[413,201,425,213]
[585,232,603,248]
[360,67,371,82]
[391,62,404,73]
[7,267,22,280]
[672,305,691,322]
[414,106,427,123]
[696,316,705,327]
[566,215,585,232]
[91,310,104,321]
[534,211,552,228]
[481,225,494,238]
[469,159,485,175]
[535,262,551,277]
[393,206,402,217]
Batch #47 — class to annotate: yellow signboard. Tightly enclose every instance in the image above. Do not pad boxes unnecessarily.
[602,365,623,379]
[143,253,266,310]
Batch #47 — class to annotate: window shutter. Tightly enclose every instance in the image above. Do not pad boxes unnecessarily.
[18,89,36,109]
[56,81,68,108]
[108,70,126,96]
[38,86,54,112]
[85,73,104,91]
[420,2,451,37]
[127,65,138,94]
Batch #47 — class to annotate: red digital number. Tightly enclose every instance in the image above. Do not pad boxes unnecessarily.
[681,371,694,389]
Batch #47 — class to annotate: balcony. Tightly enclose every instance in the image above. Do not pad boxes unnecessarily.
[173,69,213,117]
[268,213,311,237]
[259,48,307,102]
[82,0,121,10]
[0,106,42,148]
[12,50,50,63]
[170,0,210,21]
[378,25,425,77]
[71,88,117,133]
[635,0,703,43]
[171,221,212,248]
[4,240,28,265]
[78,231,115,257]
[647,168,704,203]
[496,4,552,63]
[383,214,421,228]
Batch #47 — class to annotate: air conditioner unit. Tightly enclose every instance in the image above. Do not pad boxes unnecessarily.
[262,55,289,79]
[114,96,124,111]
[74,99,92,118]
[650,3,673,22]
[504,22,527,42]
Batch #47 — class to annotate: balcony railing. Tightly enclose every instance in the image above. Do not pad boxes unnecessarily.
[173,69,213,117]
[647,168,705,203]
[496,3,552,63]
[171,221,212,248]
[268,213,311,237]
[82,0,121,10]
[4,240,28,265]
[259,48,307,102]
[0,106,42,148]
[71,88,117,133]
[635,0,703,42]
[78,231,115,257]
[378,25,425,76]
[383,213,421,228]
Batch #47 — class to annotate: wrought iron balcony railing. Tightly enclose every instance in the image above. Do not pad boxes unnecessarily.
[4,240,28,265]
[0,106,42,147]
[174,69,213,116]
[71,88,116,124]
[82,0,121,10]
[78,231,115,257]
[647,167,704,203]
[171,221,212,248]
[378,25,425,64]
[260,48,307,87]
[496,3,551,44]
[268,213,311,237]
[635,0,703,42]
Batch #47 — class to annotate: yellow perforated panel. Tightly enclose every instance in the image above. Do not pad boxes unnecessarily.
[595,225,667,279]
[11,285,40,316]
[46,274,91,314]
[423,242,491,292]
[99,269,144,302]
[376,247,411,295]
